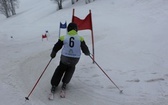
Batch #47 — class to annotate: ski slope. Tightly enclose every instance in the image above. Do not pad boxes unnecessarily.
[0,0,168,105]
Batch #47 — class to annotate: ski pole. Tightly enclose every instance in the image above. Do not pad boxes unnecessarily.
[89,55,123,94]
[25,58,52,100]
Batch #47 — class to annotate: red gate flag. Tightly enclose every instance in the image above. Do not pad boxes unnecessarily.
[42,34,47,39]
[42,34,48,41]
[72,12,92,30]
[72,9,95,63]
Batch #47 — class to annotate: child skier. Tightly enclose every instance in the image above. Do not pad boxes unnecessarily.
[50,22,90,93]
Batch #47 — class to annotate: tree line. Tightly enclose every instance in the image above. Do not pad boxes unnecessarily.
[0,0,18,18]
[0,0,95,18]
[52,0,95,10]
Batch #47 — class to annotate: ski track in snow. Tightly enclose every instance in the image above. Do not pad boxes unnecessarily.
[19,49,168,105]
[1,0,168,105]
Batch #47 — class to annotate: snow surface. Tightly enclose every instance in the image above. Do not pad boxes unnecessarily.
[0,0,168,105]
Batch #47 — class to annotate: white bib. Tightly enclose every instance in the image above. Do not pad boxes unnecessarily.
[61,35,81,58]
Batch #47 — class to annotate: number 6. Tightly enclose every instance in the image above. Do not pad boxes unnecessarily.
[69,37,74,47]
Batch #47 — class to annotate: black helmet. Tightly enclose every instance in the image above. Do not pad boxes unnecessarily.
[67,22,78,32]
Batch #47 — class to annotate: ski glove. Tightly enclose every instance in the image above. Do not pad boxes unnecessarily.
[50,51,56,58]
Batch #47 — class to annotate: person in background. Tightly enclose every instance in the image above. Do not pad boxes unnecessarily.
[50,22,90,93]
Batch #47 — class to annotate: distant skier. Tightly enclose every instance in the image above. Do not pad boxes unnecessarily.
[45,30,50,37]
[50,22,90,93]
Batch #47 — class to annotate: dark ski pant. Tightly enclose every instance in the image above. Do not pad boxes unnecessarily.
[51,62,75,86]
[51,55,79,87]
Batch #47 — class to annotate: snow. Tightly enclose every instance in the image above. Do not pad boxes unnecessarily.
[0,0,168,105]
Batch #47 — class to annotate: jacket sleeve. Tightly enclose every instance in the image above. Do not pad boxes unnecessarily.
[50,39,63,58]
[52,39,63,53]
[81,41,90,56]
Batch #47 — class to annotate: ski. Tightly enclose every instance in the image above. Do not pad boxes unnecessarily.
[60,90,66,98]
[49,86,56,100]
[48,92,54,100]
[48,90,66,100]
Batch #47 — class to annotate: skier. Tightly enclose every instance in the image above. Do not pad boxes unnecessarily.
[50,22,90,93]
